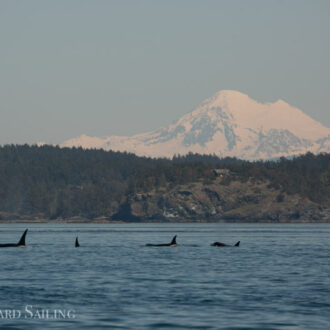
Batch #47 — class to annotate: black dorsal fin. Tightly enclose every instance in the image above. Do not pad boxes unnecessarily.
[235,241,240,247]
[17,229,28,246]
[170,235,177,245]
[75,237,80,247]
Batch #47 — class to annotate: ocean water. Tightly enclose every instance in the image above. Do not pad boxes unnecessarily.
[0,223,330,329]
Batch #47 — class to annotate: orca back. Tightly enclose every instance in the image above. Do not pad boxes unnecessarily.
[212,242,227,247]
[75,237,80,247]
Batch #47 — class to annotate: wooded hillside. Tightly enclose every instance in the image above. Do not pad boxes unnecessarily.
[0,145,328,221]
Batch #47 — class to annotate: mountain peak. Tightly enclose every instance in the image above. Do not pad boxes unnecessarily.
[207,90,292,110]
[199,90,260,117]
[215,89,249,99]
[202,89,251,106]
[61,90,330,159]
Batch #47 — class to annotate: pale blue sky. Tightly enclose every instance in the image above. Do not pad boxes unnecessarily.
[1,0,329,144]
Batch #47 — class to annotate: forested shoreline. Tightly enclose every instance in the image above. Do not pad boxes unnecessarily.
[0,145,329,221]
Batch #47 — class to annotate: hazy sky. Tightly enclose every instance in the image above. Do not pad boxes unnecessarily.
[1,0,329,145]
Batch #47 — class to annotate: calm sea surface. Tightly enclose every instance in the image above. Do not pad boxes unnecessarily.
[0,223,329,329]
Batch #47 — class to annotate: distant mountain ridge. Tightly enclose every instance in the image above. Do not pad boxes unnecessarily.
[62,90,330,160]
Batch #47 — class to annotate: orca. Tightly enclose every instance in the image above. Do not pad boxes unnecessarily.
[75,237,80,247]
[211,241,240,247]
[0,229,28,248]
[145,235,178,247]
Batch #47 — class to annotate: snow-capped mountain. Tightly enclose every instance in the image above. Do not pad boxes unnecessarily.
[62,90,330,159]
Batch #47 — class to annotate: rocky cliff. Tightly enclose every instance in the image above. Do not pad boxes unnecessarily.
[113,174,329,222]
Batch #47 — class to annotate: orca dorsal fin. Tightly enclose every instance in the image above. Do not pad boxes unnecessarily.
[170,235,177,245]
[17,229,28,246]
[235,241,240,247]
[75,237,80,247]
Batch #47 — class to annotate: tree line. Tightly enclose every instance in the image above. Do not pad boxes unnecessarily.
[0,144,328,220]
